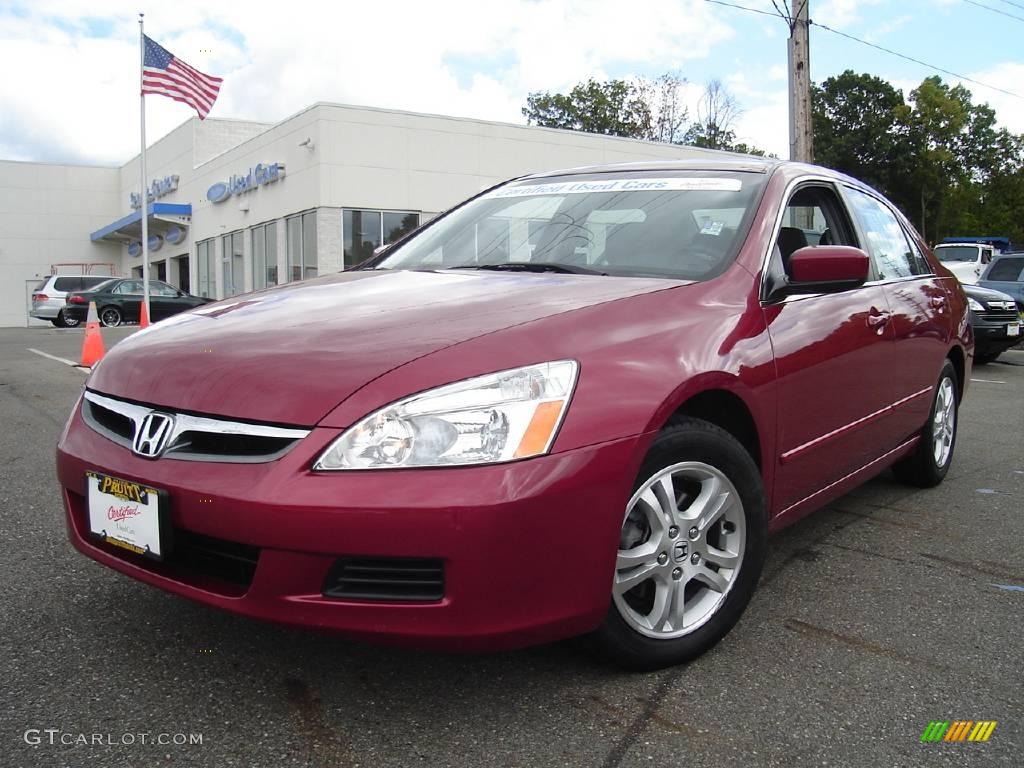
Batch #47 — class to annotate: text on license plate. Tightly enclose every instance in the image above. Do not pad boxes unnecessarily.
[86,472,165,559]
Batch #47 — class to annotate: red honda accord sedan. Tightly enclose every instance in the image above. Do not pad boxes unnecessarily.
[57,159,971,670]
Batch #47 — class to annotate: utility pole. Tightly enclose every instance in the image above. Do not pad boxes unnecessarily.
[788,0,813,163]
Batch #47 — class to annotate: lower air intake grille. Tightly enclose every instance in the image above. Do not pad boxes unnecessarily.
[173,530,260,587]
[323,557,445,601]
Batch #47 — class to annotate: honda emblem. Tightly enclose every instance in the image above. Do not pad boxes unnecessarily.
[132,413,175,458]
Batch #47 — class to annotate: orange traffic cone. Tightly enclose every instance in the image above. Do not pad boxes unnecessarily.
[139,299,150,328]
[80,301,105,367]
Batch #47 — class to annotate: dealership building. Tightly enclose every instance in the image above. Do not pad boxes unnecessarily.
[0,102,725,328]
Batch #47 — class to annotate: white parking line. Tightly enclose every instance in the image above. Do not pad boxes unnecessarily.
[26,348,90,374]
[971,378,1006,384]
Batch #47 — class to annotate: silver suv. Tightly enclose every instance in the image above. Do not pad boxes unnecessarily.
[31,275,115,327]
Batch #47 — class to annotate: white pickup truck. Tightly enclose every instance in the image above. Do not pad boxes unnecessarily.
[933,242,996,284]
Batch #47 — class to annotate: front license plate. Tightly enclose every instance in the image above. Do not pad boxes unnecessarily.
[1008,323,1020,337]
[86,472,167,560]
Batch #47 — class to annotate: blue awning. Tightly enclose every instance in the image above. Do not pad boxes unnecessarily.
[90,202,192,242]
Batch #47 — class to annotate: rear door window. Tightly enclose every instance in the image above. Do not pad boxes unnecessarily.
[986,257,1024,281]
[53,277,83,292]
[82,276,113,289]
[844,187,919,279]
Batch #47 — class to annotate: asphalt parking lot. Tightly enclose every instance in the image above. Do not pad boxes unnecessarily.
[1,325,1021,768]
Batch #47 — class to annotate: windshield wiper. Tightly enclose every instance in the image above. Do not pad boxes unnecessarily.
[455,262,608,276]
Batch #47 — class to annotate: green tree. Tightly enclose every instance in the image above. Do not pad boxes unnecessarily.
[523,75,771,154]
[812,70,910,202]
[522,78,654,139]
[813,71,1024,244]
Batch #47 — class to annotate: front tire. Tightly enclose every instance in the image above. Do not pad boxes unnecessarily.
[892,359,958,488]
[592,417,767,671]
[99,306,122,327]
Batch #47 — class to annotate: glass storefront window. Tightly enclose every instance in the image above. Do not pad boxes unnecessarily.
[221,230,244,297]
[344,209,419,268]
[196,239,213,298]
[287,211,317,282]
[251,221,278,290]
[384,212,419,245]
[344,210,380,269]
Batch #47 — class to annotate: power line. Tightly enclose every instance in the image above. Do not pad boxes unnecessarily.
[961,0,1024,24]
[811,20,1023,100]
[994,0,1024,11]
[703,0,780,20]
[702,0,1023,101]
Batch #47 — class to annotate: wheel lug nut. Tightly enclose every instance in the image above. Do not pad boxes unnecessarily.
[668,526,679,539]
[690,552,700,565]
[657,552,669,565]
[688,527,699,540]
[672,568,682,580]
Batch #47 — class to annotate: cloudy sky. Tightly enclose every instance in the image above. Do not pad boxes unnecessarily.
[1,0,1022,166]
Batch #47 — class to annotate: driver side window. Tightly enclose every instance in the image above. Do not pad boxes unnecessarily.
[775,184,856,278]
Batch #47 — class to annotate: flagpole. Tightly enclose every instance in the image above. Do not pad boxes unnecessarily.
[138,12,151,322]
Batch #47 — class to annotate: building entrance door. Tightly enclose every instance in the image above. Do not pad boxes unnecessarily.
[175,255,190,293]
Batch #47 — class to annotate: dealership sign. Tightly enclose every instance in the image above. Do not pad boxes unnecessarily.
[130,175,179,210]
[207,162,285,204]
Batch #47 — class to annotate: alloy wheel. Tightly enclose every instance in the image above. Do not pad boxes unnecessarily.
[100,308,121,327]
[932,377,956,468]
[614,461,746,639]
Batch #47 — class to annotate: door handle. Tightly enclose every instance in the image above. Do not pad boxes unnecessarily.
[931,296,947,308]
[867,310,890,331]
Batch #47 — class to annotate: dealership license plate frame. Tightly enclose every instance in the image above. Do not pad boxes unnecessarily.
[1007,323,1020,337]
[86,471,170,561]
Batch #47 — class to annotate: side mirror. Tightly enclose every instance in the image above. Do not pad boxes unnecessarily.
[787,246,870,294]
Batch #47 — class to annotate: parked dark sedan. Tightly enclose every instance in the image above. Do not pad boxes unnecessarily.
[963,283,1021,364]
[64,279,212,327]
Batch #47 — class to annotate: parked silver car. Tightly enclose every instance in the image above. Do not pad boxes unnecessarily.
[30,275,115,327]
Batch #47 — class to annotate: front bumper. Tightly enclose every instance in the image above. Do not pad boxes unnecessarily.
[970,313,1021,355]
[57,399,645,651]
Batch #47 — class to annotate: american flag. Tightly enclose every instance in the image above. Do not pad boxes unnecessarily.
[141,35,222,119]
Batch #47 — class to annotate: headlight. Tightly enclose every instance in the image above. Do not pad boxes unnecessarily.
[967,297,985,312]
[313,360,579,470]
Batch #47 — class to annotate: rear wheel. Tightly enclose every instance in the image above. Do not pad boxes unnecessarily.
[892,359,958,487]
[99,306,122,327]
[55,309,79,328]
[592,418,767,671]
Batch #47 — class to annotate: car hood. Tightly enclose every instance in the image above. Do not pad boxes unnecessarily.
[943,261,982,284]
[88,269,678,425]
[963,283,1017,303]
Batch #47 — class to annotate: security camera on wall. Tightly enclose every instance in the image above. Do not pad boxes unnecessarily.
[237,200,250,212]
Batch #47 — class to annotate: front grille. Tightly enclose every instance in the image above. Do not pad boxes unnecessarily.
[323,557,445,602]
[979,309,1018,323]
[84,397,134,441]
[81,390,310,463]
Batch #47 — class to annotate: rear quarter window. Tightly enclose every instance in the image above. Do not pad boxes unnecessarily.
[53,277,82,292]
[986,258,1024,281]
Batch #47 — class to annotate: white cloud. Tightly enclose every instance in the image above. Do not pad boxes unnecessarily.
[814,0,884,28]
[0,0,735,165]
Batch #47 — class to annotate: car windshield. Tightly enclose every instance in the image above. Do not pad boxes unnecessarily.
[375,171,766,280]
[936,246,979,263]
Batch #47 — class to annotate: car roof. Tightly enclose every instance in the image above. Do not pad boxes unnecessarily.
[522,156,782,180]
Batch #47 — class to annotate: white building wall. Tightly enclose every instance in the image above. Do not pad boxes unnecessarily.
[0,160,121,327]
[1,101,739,325]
